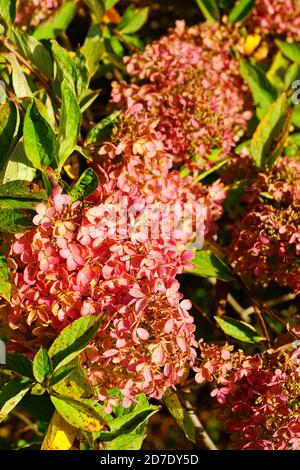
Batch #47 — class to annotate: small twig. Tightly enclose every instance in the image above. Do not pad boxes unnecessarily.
[192,301,216,329]
[254,306,271,346]
[238,277,299,340]
[11,410,43,437]
[179,393,218,450]
[242,293,297,318]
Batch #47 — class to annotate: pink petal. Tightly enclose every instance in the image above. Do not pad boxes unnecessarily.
[136,328,149,340]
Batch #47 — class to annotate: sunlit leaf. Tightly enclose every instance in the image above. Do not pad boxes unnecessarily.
[33,348,52,383]
[57,80,81,171]
[0,378,32,422]
[41,410,77,450]
[185,250,234,282]
[119,7,149,34]
[51,395,105,432]
[251,93,291,168]
[228,0,255,23]
[23,101,57,170]
[214,316,265,343]
[48,313,102,370]
[69,168,98,202]
[239,59,277,119]
[195,0,220,21]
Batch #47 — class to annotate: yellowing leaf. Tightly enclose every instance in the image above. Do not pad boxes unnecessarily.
[243,34,261,56]
[51,395,105,432]
[41,411,76,450]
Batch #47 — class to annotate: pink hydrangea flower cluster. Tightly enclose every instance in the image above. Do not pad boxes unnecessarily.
[96,131,226,241]
[8,185,198,404]
[110,20,251,172]
[15,0,65,27]
[228,157,300,292]
[195,341,300,450]
[249,0,300,40]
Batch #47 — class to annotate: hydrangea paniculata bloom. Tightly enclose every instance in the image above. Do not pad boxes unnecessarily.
[110,21,251,172]
[228,156,300,292]
[249,0,300,40]
[7,186,198,405]
[195,341,300,450]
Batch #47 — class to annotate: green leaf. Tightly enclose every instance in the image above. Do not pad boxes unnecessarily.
[51,395,105,432]
[0,378,32,422]
[104,429,146,450]
[267,51,289,92]
[11,27,53,78]
[52,41,88,100]
[228,0,255,23]
[33,348,52,383]
[69,168,98,202]
[240,59,277,119]
[117,5,135,29]
[23,101,57,170]
[289,132,300,146]
[0,100,18,161]
[163,388,195,442]
[4,352,33,379]
[85,110,120,145]
[195,0,220,21]
[33,90,56,130]
[84,0,105,21]
[292,105,300,128]
[6,53,32,98]
[110,36,124,57]
[119,7,149,34]
[276,40,300,66]
[80,89,101,113]
[250,93,291,168]
[49,364,76,388]
[193,158,228,183]
[0,180,47,210]
[73,50,89,101]
[49,358,93,399]
[0,208,33,232]
[284,63,299,90]
[214,316,265,343]
[0,0,16,25]
[0,139,36,184]
[99,393,159,442]
[81,30,104,78]
[52,40,77,96]
[58,80,81,170]
[104,0,119,8]
[0,256,10,302]
[185,250,234,282]
[33,1,77,40]
[120,34,143,49]
[48,313,102,370]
